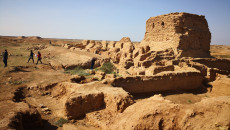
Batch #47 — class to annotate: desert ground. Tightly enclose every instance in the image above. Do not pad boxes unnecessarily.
[0,12,230,130]
[0,36,229,130]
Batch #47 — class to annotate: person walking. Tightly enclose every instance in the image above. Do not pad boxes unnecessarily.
[27,50,34,63]
[90,58,96,70]
[3,49,8,67]
[36,51,42,64]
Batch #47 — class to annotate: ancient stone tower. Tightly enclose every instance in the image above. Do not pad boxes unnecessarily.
[141,12,211,57]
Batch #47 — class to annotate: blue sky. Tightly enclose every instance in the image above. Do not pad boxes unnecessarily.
[0,0,230,45]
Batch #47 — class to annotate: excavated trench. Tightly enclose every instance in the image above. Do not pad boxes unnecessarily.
[131,84,210,104]
[10,86,61,129]
[9,111,57,130]
[70,76,100,84]
[13,87,26,102]
[9,111,42,130]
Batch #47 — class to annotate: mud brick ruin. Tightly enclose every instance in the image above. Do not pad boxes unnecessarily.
[2,12,230,130]
[59,12,229,94]
[142,12,211,57]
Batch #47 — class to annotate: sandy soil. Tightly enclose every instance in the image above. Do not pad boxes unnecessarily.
[211,45,230,59]
[0,36,229,129]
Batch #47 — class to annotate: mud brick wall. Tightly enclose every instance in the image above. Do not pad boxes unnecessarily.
[141,12,211,57]
[192,58,230,72]
[112,71,203,94]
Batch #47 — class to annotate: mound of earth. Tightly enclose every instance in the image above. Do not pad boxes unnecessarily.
[47,81,135,119]
[46,46,108,69]
[107,95,230,130]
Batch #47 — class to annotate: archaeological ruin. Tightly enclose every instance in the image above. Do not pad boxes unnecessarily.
[0,12,229,130]
[55,12,229,94]
[142,12,211,58]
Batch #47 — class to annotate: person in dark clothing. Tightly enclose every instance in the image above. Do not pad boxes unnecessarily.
[90,58,96,70]
[3,50,8,67]
[36,51,42,64]
[27,50,34,63]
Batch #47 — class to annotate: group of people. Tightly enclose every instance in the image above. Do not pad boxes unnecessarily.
[2,49,97,70]
[27,50,42,64]
[2,49,42,67]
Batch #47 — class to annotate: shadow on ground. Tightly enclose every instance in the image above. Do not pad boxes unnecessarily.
[132,84,211,101]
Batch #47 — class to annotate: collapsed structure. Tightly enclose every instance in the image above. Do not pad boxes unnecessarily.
[2,12,230,130]
[57,12,230,94]
[51,11,230,128]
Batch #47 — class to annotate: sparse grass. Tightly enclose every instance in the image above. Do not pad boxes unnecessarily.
[94,67,100,71]
[55,118,68,127]
[8,56,28,67]
[64,66,90,76]
[113,71,122,77]
[215,126,229,130]
[97,62,116,74]
[0,46,8,49]
[9,80,27,85]
[0,42,49,69]
[93,77,100,81]
[0,82,6,85]
[51,44,61,47]
[126,71,130,75]
[188,100,192,103]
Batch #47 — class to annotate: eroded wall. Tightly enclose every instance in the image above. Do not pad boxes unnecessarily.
[142,12,211,57]
[112,71,203,93]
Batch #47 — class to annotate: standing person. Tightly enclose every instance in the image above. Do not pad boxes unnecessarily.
[90,58,96,70]
[36,51,42,64]
[3,49,8,67]
[27,50,34,63]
